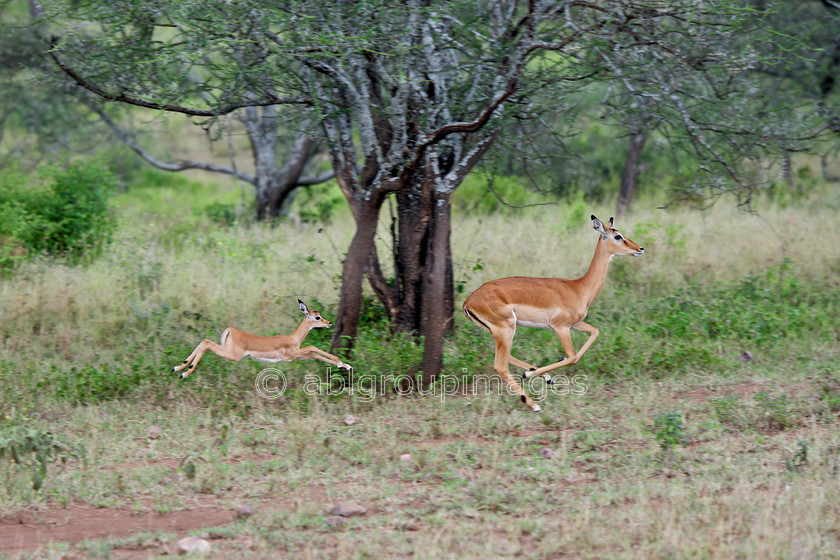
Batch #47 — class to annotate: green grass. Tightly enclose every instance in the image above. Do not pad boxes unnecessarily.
[1,177,840,558]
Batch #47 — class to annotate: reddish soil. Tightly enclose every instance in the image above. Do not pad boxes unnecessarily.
[0,502,233,556]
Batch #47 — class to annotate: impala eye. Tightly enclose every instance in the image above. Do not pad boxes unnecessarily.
[614,234,623,241]
[315,316,322,321]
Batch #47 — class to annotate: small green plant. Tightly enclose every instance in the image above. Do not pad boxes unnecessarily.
[711,393,749,432]
[179,452,204,480]
[653,411,688,451]
[784,439,809,474]
[754,390,799,431]
[0,428,85,490]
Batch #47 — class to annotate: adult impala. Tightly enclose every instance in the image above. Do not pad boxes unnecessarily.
[172,300,352,378]
[463,215,644,411]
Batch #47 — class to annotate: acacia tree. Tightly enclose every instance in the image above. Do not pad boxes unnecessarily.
[0,1,103,169]
[42,0,819,383]
[89,103,334,220]
[750,0,840,181]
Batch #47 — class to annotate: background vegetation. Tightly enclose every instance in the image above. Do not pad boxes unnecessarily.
[0,152,839,557]
[1,0,840,557]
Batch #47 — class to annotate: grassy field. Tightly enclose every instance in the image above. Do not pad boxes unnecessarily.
[1,177,840,559]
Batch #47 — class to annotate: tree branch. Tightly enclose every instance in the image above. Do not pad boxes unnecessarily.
[441,128,502,193]
[49,37,311,117]
[296,170,335,186]
[420,86,515,147]
[88,103,256,184]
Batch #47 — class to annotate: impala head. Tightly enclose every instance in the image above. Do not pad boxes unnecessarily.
[591,215,644,257]
[298,299,333,328]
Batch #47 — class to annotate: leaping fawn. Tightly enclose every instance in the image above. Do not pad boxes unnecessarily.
[173,299,352,378]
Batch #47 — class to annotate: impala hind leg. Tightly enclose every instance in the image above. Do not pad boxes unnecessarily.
[172,342,202,374]
[173,333,240,378]
[491,328,541,412]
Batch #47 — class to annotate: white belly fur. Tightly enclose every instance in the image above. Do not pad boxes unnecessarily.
[247,355,291,363]
[515,319,550,329]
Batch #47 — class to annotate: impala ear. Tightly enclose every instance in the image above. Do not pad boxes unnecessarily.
[298,299,310,316]
[608,216,614,228]
[591,215,608,238]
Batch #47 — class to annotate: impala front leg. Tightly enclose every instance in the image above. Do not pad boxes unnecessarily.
[172,343,202,374]
[569,321,599,362]
[509,354,538,372]
[296,346,353,370]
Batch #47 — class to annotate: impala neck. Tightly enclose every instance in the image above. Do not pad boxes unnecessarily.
[290,320,314,344]
[576,238,613,307]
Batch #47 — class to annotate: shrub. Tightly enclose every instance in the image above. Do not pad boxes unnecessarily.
[0,159,117,267]
[204,201,239,226]
[652,411,688,451]
[0,427,85,490]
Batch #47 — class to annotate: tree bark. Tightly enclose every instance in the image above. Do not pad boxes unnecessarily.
[362,177,455,384]
[266,133,314,218]
[616,132,649,218]
[782,150,795,191]
[393,181,432,333]
[244,106,278,221]
[821,153,840,182]
[331,198,383,352]
[418,189,453,387]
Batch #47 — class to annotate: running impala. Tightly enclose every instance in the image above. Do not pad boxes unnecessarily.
[463,215,644,411]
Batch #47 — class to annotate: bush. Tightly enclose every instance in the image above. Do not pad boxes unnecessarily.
[652,411,688,451]
[0,159,117,267]
[0,427,85,490]
[204,201,240,226]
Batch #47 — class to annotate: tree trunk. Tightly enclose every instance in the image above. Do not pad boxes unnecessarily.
[244,106,278,221]
[821,153,840,182]
[392,182,432,333]
[331,199,383,353]
[266,133,316,218]
[418,189,453,387]
[782,151,795,191]
[254,174,276,221]
[616,132,649,218]
[366,178,454,384]
[362,174,456,383]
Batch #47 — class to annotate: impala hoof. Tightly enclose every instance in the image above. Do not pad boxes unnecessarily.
[532,404,542,412]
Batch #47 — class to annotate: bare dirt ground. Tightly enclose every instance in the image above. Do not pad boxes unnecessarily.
[0,499,232,557]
